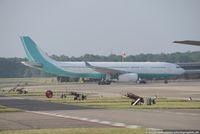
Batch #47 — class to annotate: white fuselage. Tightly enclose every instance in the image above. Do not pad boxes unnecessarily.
[56,61,185,76]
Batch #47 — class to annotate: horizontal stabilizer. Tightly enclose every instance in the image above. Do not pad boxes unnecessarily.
[21,61,43,69]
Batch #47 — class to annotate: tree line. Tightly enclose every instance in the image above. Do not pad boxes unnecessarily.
[0,51,200,78]
[51,51,200,62]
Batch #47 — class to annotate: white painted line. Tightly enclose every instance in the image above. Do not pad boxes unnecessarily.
[69,116,79,120]
[88,119,100,123]
[126,125,141,128]
[28,111,146,129]
[79,117,89,121]
[163,111,200,116]
[99,121,111,125]
[0,97,24,100]
[54,114,70,119]
[30,111,53,116]
[13,97,25,99]
[148,128,163,131]
[61,115,70,118]
[112,122,126,127]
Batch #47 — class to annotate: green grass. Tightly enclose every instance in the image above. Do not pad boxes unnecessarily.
[1,87,200,109]
[0,90,92,97]
[0,105,22,113]
[47,97,200,109]
[0,77,55,84]
[0,128,152,134]
[0,77,83,86]
[0,90,44,97]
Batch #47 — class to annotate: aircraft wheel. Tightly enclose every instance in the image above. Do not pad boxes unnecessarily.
[105,81,111,85]
[98,81,104,85]
[164,80,168,84]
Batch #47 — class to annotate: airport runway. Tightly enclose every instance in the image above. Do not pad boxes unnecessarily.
[0,96,111,130]
[0,112,111,130]
[43,108,200,130]
[0,95,200,130]
[0,97,95,111]
[0,81,200,130]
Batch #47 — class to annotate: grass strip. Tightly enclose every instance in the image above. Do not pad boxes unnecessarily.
[0,105,22,113]
[0,128,152,134]
[47,97,200,109]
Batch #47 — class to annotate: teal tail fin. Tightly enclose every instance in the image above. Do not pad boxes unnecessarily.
[20,36,36,62]
[20,36,50,69]
[20,36,75,77]
[20,36,53,64]
[20,36,102,79]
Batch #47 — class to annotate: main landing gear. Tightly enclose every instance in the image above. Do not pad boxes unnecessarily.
[98,80,111,85]
[164,80,168,84]
[137,79,147,84]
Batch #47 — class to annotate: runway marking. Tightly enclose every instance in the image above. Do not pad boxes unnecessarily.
[148,128,163,132]
[88,119,100,123]
[126,125,141,128]
[153,110,200,116]
[163,111,200,116]
[69,116,79,120]
[112,122,126,127]
[0,97,24,100]
[27,111,143,129]
[99,121,111,125]
[79,117,89,121]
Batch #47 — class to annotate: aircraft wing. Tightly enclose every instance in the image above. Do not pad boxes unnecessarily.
[184,69,200,74]
[84,61,127,75]
[173,40,200,46]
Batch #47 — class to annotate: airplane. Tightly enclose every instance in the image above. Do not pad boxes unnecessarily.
[20,36,185,85]
[174,40,200,77]
[173,40,200,46]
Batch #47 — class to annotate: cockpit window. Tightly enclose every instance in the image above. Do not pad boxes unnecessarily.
[176,65,180,68]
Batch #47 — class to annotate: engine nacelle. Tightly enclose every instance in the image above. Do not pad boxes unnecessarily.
[118,73,138,82]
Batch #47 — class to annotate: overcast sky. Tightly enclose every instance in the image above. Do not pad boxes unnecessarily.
[0,0,200,58]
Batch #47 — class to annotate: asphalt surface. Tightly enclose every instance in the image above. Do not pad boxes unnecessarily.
[0,97,95,111]
[0,96,200,130]
[0,96,110,130]
[0,81,200,130]
[0,112,111,130]
[46,109,200,130]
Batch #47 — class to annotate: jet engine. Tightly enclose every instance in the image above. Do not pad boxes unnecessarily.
[118,73,138,82]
